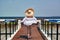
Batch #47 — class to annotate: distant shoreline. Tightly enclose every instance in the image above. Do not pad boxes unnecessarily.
[0,16,60,19]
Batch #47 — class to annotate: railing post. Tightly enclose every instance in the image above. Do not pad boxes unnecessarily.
[38,20,41,30]
[41,19,44,30]
[40,19,42,30]
[40,20,41,30]
[5,22,7,40]
[45,21,46,34]
[47,21,49,36]
[56,24,58,40]
[12,21,14,34]
[15,20,18,29]
[18,20,21,29]
[43,20,44,31]
[14,21,16,32]
[13,21,15,33]
[9,22,11,37]
[0,24,1,40]
[14,21,17,32]
[51,22,53,40]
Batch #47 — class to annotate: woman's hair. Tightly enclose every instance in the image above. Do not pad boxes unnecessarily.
[25,8,34,13]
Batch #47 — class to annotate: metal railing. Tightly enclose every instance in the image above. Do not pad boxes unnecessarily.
[0,17,60,40]
[39,19,60,40]
[0,19,18,40]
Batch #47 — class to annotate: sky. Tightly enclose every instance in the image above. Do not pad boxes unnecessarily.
[0,0,60,17]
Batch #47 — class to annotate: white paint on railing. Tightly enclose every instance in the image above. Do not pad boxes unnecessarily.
[18,20,21,29]
[0,19,5,21]
[44,19,49,21]
[40,29,51,40]
[7,20,21,40]
[37,20,41,29]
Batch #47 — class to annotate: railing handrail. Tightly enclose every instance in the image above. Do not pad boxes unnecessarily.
[39,19,60,40]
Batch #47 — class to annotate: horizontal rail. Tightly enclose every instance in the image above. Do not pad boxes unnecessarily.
[0,19,18,40]
[0,33,12,35]
[47,33,60,35]
[39,19,60,40]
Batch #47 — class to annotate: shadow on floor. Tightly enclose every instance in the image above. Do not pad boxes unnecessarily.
[19,35,28,39]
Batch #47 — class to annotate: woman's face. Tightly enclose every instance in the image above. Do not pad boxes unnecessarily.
[25,10,34,16]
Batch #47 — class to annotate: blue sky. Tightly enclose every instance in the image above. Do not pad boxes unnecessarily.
[0,0,60,17]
